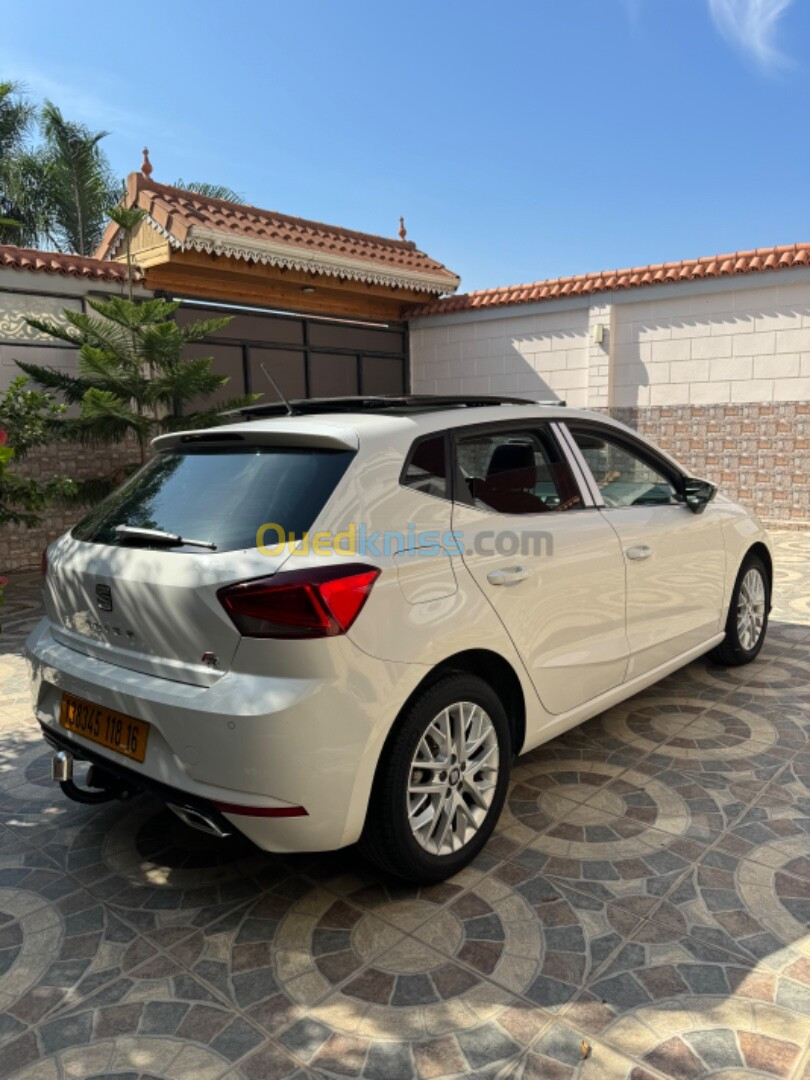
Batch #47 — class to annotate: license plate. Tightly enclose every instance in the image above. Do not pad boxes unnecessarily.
[59,692,149,764]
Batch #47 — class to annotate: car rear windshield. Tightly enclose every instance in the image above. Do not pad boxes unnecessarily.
[72,445,354,552]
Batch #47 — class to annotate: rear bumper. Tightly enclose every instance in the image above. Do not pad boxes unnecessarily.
[25,618,418,852]
[40,722,238,836]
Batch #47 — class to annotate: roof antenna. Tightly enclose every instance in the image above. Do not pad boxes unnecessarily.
[259,362,295,416]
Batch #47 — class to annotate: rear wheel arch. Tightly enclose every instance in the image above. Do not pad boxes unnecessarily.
[380,649,527,765]
[360,664,515,880]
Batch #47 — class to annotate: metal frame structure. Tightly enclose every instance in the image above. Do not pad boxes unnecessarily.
[171,295,410,400]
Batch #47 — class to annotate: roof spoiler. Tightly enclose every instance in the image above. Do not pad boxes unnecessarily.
[152,425,359,452]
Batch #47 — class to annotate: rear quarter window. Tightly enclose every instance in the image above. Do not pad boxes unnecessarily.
[400,434,448,499]
[72,446,354,552]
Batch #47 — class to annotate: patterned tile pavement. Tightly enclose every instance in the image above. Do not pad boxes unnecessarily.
[0,531,808,1078]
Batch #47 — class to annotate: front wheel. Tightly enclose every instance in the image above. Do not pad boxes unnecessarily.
[360,673,511,882]
[710,554,770,666]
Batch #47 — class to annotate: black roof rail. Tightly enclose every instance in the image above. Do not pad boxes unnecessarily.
[222,394,567,419]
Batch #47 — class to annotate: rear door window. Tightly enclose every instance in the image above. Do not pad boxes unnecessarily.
[72,446,354,552]
[454,427,583,513]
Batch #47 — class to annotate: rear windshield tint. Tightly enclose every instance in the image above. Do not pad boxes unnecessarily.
[72,446,354,552]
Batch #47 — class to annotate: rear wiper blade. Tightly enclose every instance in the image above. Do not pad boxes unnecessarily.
[114,525,217,550]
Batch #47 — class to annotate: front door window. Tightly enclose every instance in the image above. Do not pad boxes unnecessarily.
[570,430,679,508]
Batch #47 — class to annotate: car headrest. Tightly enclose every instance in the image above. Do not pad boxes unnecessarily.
[487,442,535,477]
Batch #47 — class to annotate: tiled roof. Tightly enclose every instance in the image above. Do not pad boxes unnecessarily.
[96,173,460,296]
[414,243,810,316]
[0,244,140,283]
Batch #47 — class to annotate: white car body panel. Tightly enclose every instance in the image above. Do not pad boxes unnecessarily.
[603,502,726,679]
[453,500,628,715]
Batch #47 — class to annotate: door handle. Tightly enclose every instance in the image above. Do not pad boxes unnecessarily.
[625,545,652,561]
[487,566,529,586]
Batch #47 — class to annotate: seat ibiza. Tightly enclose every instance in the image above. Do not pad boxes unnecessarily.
[26,396,771,881]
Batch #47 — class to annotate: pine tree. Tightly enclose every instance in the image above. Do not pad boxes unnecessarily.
[16,208,259,466]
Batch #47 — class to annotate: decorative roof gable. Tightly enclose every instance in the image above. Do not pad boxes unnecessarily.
[96,171,459,296]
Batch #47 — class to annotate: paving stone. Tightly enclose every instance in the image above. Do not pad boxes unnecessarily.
[39,1011,93,1054]
[139,1000,189,1034]
[363,1040,414,1079]
[278,1017,332,1061]
[686,1028,743,1070]
[455,1025,520,1069]
[209,1016,265,1061]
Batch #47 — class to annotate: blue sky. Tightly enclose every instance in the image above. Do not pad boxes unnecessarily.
[2,0,807,292]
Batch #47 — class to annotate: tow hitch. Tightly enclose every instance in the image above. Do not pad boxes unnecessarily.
[51,750,138,804]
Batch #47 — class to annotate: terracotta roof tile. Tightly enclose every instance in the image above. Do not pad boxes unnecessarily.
[0,244,140,283]
[414,243,810,316]
[95,173,459,296]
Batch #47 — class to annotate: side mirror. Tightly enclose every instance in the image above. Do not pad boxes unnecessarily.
[683,477,717,514]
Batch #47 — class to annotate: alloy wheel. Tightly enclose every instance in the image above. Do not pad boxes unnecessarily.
[737,567,766,651]
[406,701,499,856]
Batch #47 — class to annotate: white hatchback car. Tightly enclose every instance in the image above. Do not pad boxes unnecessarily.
[27,395,771,881]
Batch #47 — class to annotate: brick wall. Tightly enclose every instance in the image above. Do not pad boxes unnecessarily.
[2,439,141,572]
[613,403,810,526]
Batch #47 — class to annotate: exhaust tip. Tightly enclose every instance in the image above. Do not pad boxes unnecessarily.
[51,750,73,783]
[167,803,231,839]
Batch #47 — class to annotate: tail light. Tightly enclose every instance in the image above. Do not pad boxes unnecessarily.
[41,547,49,578]
[218,563,380,639]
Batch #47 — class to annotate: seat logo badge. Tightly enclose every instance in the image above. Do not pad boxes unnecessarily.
[201,651,219,668]
[95,584,113,612]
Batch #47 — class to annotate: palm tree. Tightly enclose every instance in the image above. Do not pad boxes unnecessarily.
[1,92,119,255]
[0,80,33,156]
[174,179,244,202]
[0,149,50,248]
[0,81,37,245]
[36,103,120,255]
[1,83,247,254]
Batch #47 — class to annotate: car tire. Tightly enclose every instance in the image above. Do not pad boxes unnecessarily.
[709,553,770,666]
[360,673,511,883]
